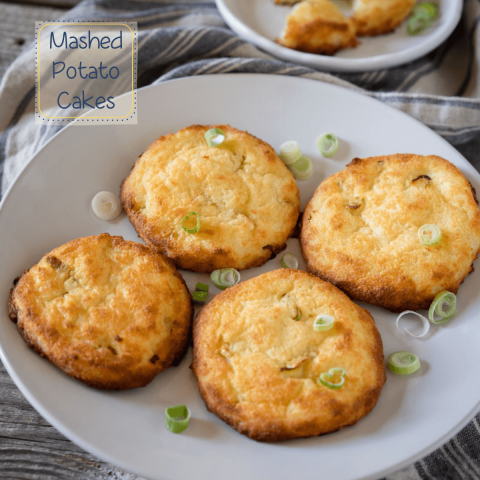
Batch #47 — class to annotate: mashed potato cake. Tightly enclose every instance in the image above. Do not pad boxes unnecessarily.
[121,125,299,273]
[8,234,192,390]
[191,269,385,442]
[352,0,415,36]
[277,0,358,55]
[301,154,480,312]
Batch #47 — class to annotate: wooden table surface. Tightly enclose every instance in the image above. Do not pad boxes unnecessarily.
[0,3,143,478]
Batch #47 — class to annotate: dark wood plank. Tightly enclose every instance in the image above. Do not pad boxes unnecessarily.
[0,361,142,479]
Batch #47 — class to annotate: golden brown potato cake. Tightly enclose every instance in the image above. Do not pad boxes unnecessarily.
[301,154,480,313]
[8,234,193,390]
[121,124,300,273]
[277,0,358,55]
[351,0,416,36]
[191,269,386,442]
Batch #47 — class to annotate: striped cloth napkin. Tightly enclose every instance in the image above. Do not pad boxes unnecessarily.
[1,0,480,478]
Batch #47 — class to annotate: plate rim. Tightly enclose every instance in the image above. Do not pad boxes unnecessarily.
[0,73,479,480]
[215,0,463,72]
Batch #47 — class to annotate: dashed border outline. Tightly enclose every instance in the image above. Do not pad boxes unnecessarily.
[35,20,137,124]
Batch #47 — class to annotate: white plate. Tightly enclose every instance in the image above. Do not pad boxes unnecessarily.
[1,74,479,480]
[216,0,463,72]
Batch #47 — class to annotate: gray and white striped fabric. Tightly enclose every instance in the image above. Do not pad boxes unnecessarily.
[1,0,480,478]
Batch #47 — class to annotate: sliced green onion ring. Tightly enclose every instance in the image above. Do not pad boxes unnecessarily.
[407,9,432,36]
[91,191,122,221]
[211,268,241,290]
[319,367,346,389]
[388,351,421,375]
[181,211,200,234]
[279,141,302,165]
[429,291,456,324]
[281,253,298,269]
[192,290,208,305]
[317,133,339,157]
[413,2,439,19]
[396,310,430,338]
[289,155,313,180]
[165,405,190,433]
[418,224,442,246]
[205,128,225,147]
[314,314,334,332]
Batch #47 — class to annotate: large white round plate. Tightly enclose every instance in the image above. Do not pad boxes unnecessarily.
[1,74,479,480]
[216,0,463,72]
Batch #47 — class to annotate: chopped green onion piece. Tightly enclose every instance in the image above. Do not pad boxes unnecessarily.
[281,253,298,269]
[317,133,339,157]
[295,308,302,321]
[192,290,208,304]
[196,282,209,293]
[91,191,122,221]
[418,224,442,246]
[211,268,241,290]
[181,211,200,234]
[388,351,420,375]
[396,310,430,338]
[279,141,302,165]
[314,314,334,331]
[319,367,346,389]
[413,2,439,19]
[165,405,190,433]
[205,128,225,147]
[429,291,456,324]
[407,10,432,35]
[289,156,313,180]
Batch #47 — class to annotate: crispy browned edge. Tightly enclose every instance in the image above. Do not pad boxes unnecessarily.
[190,269,386,442]
[350,0,416,36]
[120,124,299,273]
[8,234,194,390]
[276,18,358,55]
[300,154,480,313]
[352,15,406,36]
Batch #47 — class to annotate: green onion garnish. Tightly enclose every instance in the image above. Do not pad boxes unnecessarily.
[279,141,302,165]
[205,128,225,147]
[418,224,442,246]
[388,351,421,375]
[181,211,200,234]
[429,291,456,324]
[295,308,302,321]
[196,282,209,293]
[192,290,208,304]
[91,191,122,221]
[165,405,190,433]
[395,310,430,338]
[319,367,346,389]
[210,268,241,290]
[288,156,313,180]
[413,2,439,19]
[317,133,339,157]
[407,9,432,35]
[314,314,334,331]
[281,253,298,269]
